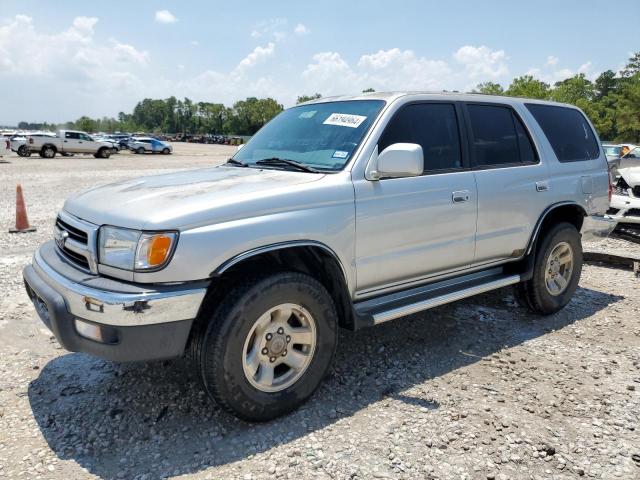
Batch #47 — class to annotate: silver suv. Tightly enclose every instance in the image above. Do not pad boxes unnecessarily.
[23,92,612,421]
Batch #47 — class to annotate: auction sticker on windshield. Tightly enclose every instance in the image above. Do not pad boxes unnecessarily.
[323,113,367,128]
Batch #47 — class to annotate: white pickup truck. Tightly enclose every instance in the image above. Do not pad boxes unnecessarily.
[27,130,114,158]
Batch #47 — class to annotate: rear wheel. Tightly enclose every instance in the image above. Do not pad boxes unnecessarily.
[17,145,30,157]
[516,222,582,315]
[136,147,145,154]
[41,145,56,159]
[192,272,338,421]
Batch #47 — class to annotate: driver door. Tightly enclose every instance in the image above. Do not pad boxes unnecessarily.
[353,102,477,296]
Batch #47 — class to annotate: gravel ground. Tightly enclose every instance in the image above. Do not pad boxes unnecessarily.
[1,145,639,480]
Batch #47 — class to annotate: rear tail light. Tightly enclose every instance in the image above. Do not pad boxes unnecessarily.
[608,172,613,203]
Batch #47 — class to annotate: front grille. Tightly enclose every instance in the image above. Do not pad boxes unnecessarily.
[56,217,88,244]
[60,245,91,269]
[633,186,640,198]
[54,213,97,272]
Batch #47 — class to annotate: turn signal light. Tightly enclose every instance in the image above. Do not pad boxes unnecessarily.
[147,234,173,266]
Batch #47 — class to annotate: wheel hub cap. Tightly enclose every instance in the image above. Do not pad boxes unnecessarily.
[242,303,317,393]
[544,242,574,296]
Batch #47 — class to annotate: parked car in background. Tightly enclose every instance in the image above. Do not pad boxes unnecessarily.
[609,146,640,227]
[23,92,612,421]
[129,137,172,154]
[27,130,114,158]
[11,133,56,157]
[603,144,622,163]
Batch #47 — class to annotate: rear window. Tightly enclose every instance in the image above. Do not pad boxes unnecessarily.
[525,104,600,162]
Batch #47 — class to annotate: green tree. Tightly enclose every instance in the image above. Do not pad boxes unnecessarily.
[614,73,640,142]
[620,52,640,78]
[362,88,375,93]
[551,74,595,105]
[74,116,98,132]
[505,75,550,99]
[296,93,322,104]
[594,70,619,99]
[472,81,504,95]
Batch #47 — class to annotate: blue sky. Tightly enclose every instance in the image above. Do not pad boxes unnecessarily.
[0,0,636,124]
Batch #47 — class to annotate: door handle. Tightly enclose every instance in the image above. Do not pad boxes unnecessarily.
[452,190,470,203]
[536,181,550,192]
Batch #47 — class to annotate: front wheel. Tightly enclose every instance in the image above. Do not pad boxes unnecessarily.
[515,222,582,315]
[136,147,145,154]
[192,272,338,421]
[162,148,170,155]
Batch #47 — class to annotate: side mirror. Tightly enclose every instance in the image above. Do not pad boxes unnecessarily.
[371,143,423,180]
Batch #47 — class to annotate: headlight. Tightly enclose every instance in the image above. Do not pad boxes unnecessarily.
[98,226,177,271]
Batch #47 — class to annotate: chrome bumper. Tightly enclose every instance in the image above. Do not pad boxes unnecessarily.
[581,214,617,242]
[30,247,207,327]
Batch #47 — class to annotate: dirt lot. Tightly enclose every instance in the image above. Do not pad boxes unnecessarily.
[0,144,639,480]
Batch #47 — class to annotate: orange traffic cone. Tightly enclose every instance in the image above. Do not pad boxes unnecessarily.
[9,184,36,233]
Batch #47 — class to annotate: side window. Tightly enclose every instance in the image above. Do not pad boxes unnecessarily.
[65,132,80,139]
[525,104,599,162]
[467,104,538,167]
[378,103,462,172]
[80,134,92,141]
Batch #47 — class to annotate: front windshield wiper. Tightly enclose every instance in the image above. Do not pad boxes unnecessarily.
[255,157,321,173]
[225,158,247,167]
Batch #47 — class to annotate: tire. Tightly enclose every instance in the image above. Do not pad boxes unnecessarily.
[162,148,170,155]
[17,145,30,157]
[516,222,582,315]
[136,147,145,154]
[41,145,56,159]
[192,272,338,422]
[100,148,111,159]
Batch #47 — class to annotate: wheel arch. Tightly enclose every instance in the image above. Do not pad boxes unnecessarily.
[41,143,57,153]
[209,241,355,330]
[525,202,587,256]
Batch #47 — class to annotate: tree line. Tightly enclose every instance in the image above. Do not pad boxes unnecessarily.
[12,52,640,142]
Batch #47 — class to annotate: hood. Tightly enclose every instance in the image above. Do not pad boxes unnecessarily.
[618,158,640,187]
[63,165,325,230]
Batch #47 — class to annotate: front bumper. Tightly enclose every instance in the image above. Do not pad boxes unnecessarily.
[23,242,208,362]
[608,194,640,225]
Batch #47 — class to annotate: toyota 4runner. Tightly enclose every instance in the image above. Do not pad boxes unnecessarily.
[23,92,614,421]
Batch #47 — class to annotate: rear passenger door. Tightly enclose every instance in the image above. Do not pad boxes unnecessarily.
[464,103,549,263]
[354,102,478,294]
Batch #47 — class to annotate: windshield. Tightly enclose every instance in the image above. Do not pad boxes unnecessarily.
[233,100,385,171]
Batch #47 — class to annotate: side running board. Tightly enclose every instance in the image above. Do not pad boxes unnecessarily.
[354,268,521,326]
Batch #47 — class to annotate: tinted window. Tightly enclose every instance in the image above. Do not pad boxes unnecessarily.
[526,104,599,162]
[467,104,538,167]
[65,132,80,139]
[379,103,462,172]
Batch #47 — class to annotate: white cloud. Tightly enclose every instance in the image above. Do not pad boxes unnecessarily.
[525,59,597,85]
[294,23,309,35]
[453,45,509,79]
[155,10,177,24]
[545,55,559,67]
[250,18,287,39]
[301,46,509,95]
[236,42,276,72]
